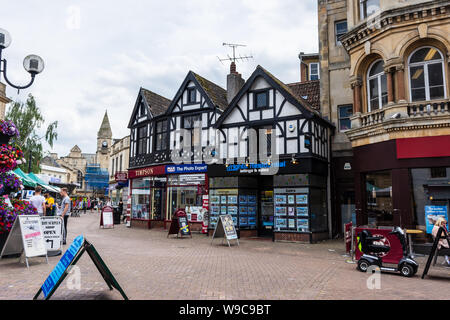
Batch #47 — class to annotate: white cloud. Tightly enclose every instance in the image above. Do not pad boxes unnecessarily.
[2,0,318,157]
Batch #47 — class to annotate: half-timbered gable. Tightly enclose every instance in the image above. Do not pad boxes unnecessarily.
[165,71,227,162]
[215,66,333,162]
[128,88,171,168]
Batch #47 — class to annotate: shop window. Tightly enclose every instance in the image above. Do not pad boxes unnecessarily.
[167,174,206,222]
[136,125,148,155]
[335,20,347,45]
[155,120,168,151]
[274,188,310,232]
[430,167,447,178]
[338,105,353,131]
[408,47,446,102]
[366,171,393,227]
[367,60,388,111]
[310,188,328,233]
[131,178,151,220]
[183,114,202,148]
[254,90,269,108]
[359,0,380,19]
[309,63,320,80]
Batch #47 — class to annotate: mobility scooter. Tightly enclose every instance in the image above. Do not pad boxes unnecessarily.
[357,226,419,277]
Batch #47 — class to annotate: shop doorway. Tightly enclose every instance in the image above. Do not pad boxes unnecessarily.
[259,190,274,237]
[151,178,166,221]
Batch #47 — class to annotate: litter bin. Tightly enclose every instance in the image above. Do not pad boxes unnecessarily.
[113,206,121,225]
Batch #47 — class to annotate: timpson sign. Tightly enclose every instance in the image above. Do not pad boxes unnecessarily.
[128,165,166,179]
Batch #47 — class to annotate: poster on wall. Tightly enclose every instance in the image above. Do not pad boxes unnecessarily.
[425,205,448,234]
[239,195,247,205]
[211,206,220,214]
[221,206,227,214]
[239,217,248,226]
[275,195,287,205]
[296,195,308,204]
[248,216,256,226]
[275,207,287,216]
[210,196,220,204]
[288,195,295,205]
[247,206,256,215]
[239,207,248,215]
[288,207,295,216]
[275,218,287,229]
[228,206,238,215]
[220,196,227,204]
[228,196,237,204]
[297,219,309,232]
[288,219,296,229]
[247,195,257,205]
[297,207,308,217]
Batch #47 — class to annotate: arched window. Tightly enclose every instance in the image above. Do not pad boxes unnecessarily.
[408,47,446,102]
[367,60,387,111]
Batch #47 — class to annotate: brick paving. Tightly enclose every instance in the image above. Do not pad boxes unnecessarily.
[0,210,449,300]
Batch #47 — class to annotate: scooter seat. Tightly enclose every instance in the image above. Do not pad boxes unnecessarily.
[367,244,390,253]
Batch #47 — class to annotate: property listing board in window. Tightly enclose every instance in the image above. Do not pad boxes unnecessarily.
[238,192,257,230]
[209,189,238,229]
[274,188,309,233]
[209,189,257,230]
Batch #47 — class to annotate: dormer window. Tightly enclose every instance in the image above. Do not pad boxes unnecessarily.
[187,87,197,104]
[255,90,269,108]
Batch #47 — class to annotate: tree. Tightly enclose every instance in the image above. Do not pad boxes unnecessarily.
[6,94,58,173]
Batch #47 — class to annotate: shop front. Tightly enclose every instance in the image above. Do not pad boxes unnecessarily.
[353,136,450,231]
[128,164,208,230]
[208,158,329,243]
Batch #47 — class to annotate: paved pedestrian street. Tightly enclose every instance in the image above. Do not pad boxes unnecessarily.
[0,211,448,300]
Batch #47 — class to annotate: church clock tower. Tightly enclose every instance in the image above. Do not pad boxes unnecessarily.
[96,111,113,170]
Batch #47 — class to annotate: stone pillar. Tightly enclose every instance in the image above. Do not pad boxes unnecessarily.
[395,65,407,103]
[385,67,394,105]
[0,82,11,120]
[351,78,362,113]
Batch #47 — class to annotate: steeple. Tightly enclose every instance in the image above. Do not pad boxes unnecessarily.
[98,110,112,139]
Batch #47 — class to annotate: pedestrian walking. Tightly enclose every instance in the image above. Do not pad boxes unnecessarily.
[57,187,71,245]
[30,186,46,216]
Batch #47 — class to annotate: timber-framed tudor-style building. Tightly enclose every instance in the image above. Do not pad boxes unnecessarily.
[127,63,333,242]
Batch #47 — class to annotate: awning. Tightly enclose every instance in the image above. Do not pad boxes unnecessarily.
[27,172,61,193]
[13,168,37,188]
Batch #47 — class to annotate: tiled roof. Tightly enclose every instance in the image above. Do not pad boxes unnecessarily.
[192,72,228,111]
[141,88,171,117]
[287,80,321,111]
[256,66,319,115]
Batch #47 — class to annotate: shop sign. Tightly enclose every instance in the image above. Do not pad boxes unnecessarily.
[165,164,208,174]
[425,205,448,234]
[115,172,128,182]
[128,165,166,179]
[226,161,286,173]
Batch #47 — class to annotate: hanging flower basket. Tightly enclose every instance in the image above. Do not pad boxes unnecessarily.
[0,120,19,145]
[0,144,24,173]
[0,172,22,196]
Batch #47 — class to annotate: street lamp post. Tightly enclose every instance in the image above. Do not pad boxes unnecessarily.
[0,28,45,93]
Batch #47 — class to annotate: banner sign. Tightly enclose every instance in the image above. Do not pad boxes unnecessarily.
[100,206,114,229]
[425,205,448,234]
[201,195,209,234]
[34,235,128,300]
[354,227,403,264]
[165,164,208,174]
[41,216,63,251]
[114,172,128,182]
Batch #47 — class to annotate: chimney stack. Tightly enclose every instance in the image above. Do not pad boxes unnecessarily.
[227,62,245,103]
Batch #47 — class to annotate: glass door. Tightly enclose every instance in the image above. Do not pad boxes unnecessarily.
[259,190,274,237]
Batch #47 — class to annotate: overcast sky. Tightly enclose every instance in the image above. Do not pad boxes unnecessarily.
[2,0,318,156]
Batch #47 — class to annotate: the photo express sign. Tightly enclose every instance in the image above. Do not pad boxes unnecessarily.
[165,164,208,174]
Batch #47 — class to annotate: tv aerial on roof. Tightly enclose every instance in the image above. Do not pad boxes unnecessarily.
[217,42,253,65]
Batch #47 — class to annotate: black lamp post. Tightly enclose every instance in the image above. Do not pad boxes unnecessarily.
[0,28,44,92]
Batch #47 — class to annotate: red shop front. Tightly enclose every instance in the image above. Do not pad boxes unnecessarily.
[128,164,209,231]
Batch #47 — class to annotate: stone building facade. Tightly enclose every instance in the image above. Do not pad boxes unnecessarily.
[319,0,450,232]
